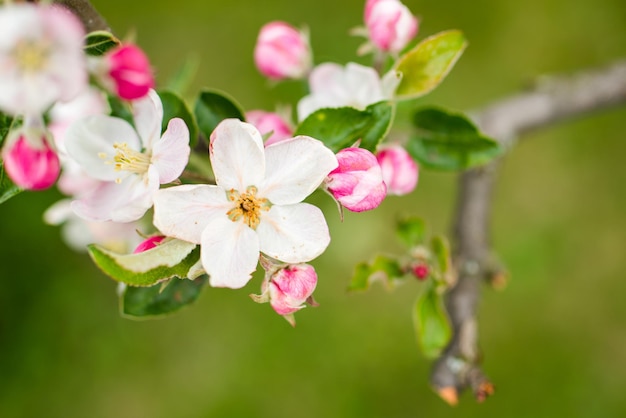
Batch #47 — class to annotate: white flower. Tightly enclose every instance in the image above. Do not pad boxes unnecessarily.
[65,90,190,222]
[0,3,86,116]
[153,119,338,289]
[297,62,400,121]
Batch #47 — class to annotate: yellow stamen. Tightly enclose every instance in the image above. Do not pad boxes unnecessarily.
[14,39,50,73]
[100,142,150,183]
[226,186,271,229]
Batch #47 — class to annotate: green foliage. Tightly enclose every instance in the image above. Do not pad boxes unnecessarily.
[194,89,245,140]
[107,95,134,126]
[431,235,452,276]
[349,254,406,291]
[84,31,121,56]
[394,30,467,100]
[413,285,452,359]
[396,216,426,247]
[0,162,21,204]
[294,101,394,152]
[87,239,200,286]
[165,55,199,96]
[120,276,208,319]
[158,90,199,147]
[407,107,502,170]
[0,111,12,149]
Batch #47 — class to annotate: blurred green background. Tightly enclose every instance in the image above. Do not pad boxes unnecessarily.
[1,0,626,416]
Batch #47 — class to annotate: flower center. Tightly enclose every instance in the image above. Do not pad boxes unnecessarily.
[99,142,150,183]
[226,186,271,229]
[14,39,50,73]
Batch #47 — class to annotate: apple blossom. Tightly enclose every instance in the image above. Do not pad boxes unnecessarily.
[266,263,318,316]
[297,62,400,121]
[376,144,418,195]
[246,110,293,146]
[254,21,312,80]
[365,0,418,54]
[134,235,166,253]
[92,44,155,101]
[64,89,190,222]
[2,116,60,191]
[153,119,338,289]
[0,3,86,116]
[325,147,387,212]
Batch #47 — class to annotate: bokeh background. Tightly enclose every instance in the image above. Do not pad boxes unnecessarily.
[1,0,625,417]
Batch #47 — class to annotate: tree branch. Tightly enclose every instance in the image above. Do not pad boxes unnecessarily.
[52,0,110,32]
[431,59,626,404]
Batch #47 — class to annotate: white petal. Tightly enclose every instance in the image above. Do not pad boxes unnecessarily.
[132,89,163,149]
[260,136,338,205]
[257,203,330,263]
[344,62,385,107]
[210,119,265,191]
[71,170,155,223]
[151,118,190,183]
[153,184,230,244]
[65,115,141,181]
[201,216,260,289]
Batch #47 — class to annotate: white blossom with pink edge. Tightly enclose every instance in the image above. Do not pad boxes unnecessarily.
[254,21,312,80]
[325,147,387,212]
[0,3,86,117]
[365,0,418,54]
[376,144,419,195]
[153,119,338,289]
[297,62,400,121]
[64,89,190,222]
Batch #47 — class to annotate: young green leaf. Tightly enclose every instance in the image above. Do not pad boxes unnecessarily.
[194,90,245,140]
[431,235,452,275]
[120,276,208,319]
[0,112,13,149]
[349,254,405,291]
[294,101,394,152]
[394,30,467,100]
[407,107,502,170]
[397,216,426,247]
[413,285,452,359]
[107,95,134,126]
[0,162,22,204]
[158,90,199,147]
[84,30,121,56]
[87,239,200,286]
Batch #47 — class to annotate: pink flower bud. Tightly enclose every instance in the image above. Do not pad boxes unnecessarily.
[376,145,418,195]
[246,110,293,146]
[105,44,154,100]
[412,263,429,280]
[365,0,418,54]
[325,148,386,212]
[254,21,312,80]
[133,235,165,253]
[268,264,318,316]
[2,133,60,191]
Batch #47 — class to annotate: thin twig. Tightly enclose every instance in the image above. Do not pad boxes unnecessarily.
[431,59,626,403]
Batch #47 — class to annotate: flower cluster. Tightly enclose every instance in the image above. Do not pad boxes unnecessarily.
[0,0,425,325]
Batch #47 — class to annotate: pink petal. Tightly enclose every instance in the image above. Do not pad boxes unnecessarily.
[151,118,190,184]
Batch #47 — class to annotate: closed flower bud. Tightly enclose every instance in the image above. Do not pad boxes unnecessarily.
[133,235,165,253]
[365,0,418,54]
[246,110,293,146]
[376,145,418,195]
[2,123,60,191]
[267,264,318,316]
[101,44,154,100]
[325,147,386,212]
[412,263,429,280]
[254,21,312,80]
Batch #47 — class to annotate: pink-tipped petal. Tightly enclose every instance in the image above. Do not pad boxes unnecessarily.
[151,118,190,184]
[132,89,163,149]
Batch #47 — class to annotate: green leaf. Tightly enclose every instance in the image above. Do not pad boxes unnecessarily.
[87,239,200,286]
[294,101,394,153]
[349,254,405,291]
[194,90,245,140]
[414,286,452,359]
[120,276,208,319]
[0,162,22,204]
[107,95,134,126]
[84,31,121,56]
[0,112,13,149]
[158,90,199,147]
[165,55,199,96]
[394,30,467,100]
[407,107,502,170]
[431,235,452,275]
[397,216,426,247]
